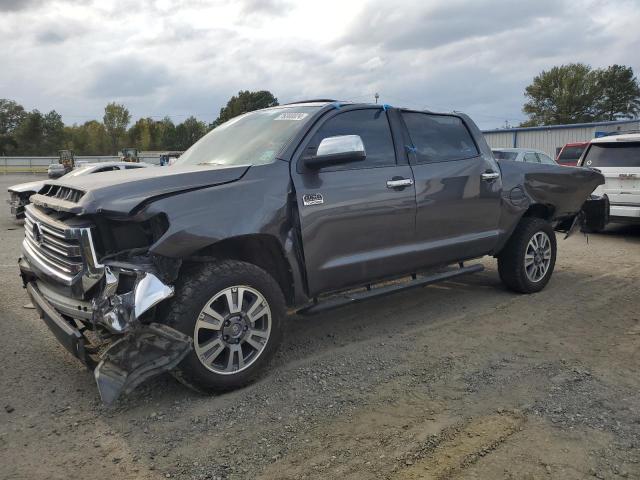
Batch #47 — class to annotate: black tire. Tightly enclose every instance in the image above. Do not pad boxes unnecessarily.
[497,217,557,294]
[160,259,285,392]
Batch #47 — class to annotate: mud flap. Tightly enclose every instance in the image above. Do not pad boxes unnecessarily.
[557,195,609,239]
[94,323,192,405]
[582,194,609,232]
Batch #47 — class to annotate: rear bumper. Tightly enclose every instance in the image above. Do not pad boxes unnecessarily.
[25,281,95,368]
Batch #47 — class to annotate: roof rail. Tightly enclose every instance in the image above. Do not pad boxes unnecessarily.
[601,129,640,137]
[284,99,338,105]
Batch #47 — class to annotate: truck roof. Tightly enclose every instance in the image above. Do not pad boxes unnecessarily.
[282,100,466,120]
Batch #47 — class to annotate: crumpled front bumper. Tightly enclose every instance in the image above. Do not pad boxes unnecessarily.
[20,257,193,405]
[7,196,25,218]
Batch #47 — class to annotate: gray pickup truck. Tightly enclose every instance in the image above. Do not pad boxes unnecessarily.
[18,101,607,403]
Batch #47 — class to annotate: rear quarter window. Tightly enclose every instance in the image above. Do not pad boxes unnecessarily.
[583,143,640,167]
[401,112,479,164]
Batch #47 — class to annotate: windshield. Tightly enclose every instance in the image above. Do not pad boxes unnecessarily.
[175,106,321,167]
[558,145,585,162]
[583,143,640,167]
[493,150,518,161]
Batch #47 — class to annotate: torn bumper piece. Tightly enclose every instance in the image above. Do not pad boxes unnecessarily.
[94,323,192,405]
[93,269,175,333]
[25,278,192,405]
[26,282,94,367]
[556,194,610,237]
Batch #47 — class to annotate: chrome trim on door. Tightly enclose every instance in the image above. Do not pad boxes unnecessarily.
[481,172,500,181]
[386,178,414,188]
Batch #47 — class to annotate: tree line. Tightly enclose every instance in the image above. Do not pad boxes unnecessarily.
[521,64,640,126]
[2,66,638,155]
[0,90,278,156]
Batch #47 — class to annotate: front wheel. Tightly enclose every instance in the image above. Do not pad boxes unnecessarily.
[498,217,557,293]
[161,260,285,392]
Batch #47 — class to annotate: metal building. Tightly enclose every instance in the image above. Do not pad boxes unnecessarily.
[482,119,640,158]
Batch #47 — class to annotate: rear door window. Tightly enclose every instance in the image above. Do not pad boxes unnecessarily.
[583,143,640,167]
[401,112,479,164]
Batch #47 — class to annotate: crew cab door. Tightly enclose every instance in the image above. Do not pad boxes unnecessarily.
[292,107,416,296]
[399,111,502,266]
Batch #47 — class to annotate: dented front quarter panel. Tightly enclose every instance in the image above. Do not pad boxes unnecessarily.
[493,160,605,253]
[140,161,309,304]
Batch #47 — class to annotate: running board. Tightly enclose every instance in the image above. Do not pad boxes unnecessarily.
[297,263,484,316]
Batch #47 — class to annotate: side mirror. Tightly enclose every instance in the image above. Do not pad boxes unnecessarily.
[302,135,366,170]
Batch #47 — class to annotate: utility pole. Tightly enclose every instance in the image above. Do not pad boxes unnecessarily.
[374,93,379,104]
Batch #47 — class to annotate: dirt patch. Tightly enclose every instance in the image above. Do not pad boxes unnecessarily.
[393,413,525,479]
[1,175,639,480]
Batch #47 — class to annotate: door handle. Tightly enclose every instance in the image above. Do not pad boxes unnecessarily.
[386,178,414,188]
[481,171,500,181]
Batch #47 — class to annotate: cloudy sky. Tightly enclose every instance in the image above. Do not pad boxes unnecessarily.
[1,0,639,129]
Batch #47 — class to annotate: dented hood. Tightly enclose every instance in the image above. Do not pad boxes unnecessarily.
[8,180,45,194]
[30,164,249,216]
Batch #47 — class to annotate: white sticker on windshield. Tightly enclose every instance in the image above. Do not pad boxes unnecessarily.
[274,112,309,121]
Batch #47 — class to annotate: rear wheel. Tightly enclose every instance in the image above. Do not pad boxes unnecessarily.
[161,260,285,392]
[498,217,557,293]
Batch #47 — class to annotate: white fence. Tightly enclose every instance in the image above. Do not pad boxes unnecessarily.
[0,155,162,174]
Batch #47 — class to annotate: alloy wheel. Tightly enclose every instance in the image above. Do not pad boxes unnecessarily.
[194,285,272,374]
[524,231,552,283]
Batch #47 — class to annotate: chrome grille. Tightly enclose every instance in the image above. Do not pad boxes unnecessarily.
[39,184,85,203]
[23,207,85,283]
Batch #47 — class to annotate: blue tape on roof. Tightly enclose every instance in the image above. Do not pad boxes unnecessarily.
[405,145,417,153]
[332,102,342,110]
[382,104,391,111]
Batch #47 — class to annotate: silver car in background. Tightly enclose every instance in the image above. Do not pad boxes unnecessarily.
[492,148,558,165]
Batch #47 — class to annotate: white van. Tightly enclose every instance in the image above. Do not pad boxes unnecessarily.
[580,133,640,226]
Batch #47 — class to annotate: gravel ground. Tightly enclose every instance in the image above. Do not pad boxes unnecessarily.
[1,174,639,480]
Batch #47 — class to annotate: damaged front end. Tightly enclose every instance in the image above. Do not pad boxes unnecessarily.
[89,264,192,405]
[19,204,192,405]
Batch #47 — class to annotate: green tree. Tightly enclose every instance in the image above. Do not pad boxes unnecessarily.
[65,120,111,155]
[175,116,207,150]
[155,117,177,150]
[594,65,640,121]
[211,90,278,128]
[103,102,131,154]
[42,110,65,154]
[83,120,110,155]
[14,110,45,154]
[522,64,601,126]
[0,99,26,155]
[12,109,65,155]
[128,117,155,151]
